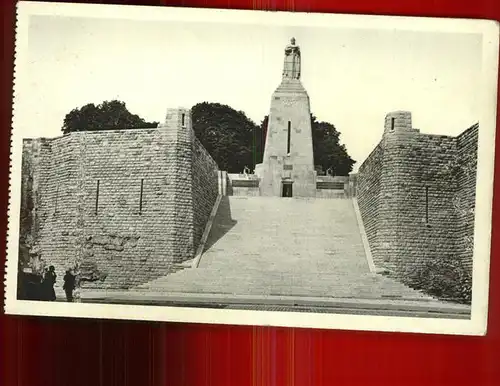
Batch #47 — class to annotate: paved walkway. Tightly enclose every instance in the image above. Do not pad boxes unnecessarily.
[132,197,434,301]
[81,291,471,319]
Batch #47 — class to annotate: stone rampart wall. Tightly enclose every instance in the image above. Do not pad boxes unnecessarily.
[357,118,478,303]
[21,116,220,290]
[357,144,382,265]
[455,124,479,294]
[192,137,220,249]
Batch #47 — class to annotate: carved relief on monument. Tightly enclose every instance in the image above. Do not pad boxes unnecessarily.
[281,98,297,106]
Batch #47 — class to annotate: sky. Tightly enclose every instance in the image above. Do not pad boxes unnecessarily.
[17,14,482,171]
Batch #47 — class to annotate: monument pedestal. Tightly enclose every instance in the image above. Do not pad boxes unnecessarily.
[258,51,316,198]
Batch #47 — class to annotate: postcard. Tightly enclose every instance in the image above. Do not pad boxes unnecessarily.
[5,1,499,335]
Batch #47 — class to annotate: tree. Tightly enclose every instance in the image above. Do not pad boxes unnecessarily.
[191,102,262,173]
[259,114,355,176]
[311,115,355,176]
[62,100,159,134]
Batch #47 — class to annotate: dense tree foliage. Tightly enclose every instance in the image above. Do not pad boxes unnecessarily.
[192,103,354,175]
[191,102,264,173]
[62,100,355,175]
[310,115,355,176]
[258,114,355,176]
[62,100,158,134]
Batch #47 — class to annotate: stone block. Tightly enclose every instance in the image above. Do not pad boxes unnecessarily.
[357,120,478,303]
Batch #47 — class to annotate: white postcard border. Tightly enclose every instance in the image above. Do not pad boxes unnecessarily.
[4,1,499,335]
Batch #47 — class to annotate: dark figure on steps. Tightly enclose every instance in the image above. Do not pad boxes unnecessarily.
[63,269,76,302]
[42,265,57,301]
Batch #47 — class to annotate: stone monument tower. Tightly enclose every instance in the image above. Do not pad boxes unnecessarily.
[255,38,316,197]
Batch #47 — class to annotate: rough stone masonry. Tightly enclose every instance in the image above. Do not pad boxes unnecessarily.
[19,39,479,304]
[20,108,219,290]
[357,111,478,303]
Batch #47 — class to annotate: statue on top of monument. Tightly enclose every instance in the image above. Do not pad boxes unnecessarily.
[283,37,301,80]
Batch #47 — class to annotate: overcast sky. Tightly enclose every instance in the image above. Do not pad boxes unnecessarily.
[18,15,482,171]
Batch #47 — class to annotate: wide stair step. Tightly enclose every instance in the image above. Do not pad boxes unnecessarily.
[131,196,432,302]
[135,267,430,300]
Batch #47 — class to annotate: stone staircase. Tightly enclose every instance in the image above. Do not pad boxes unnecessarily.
[134,196,432,300]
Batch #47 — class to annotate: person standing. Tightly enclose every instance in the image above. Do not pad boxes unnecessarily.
[43,265,57,301]
[73,269,82,303]
[63,269,76,302]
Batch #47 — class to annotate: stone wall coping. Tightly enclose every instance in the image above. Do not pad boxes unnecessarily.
[456,122,479,140]
[23,127,161,143]
[358,122,477,172]
[192,194,223,268]
[193,136,219,168]
[358,143,382,173]
[351,197,377,273]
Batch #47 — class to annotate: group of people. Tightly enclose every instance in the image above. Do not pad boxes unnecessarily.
[40,265,57,301]
[39,265,78,302]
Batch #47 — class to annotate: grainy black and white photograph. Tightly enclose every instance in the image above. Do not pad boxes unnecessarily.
[5,2,499,334]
